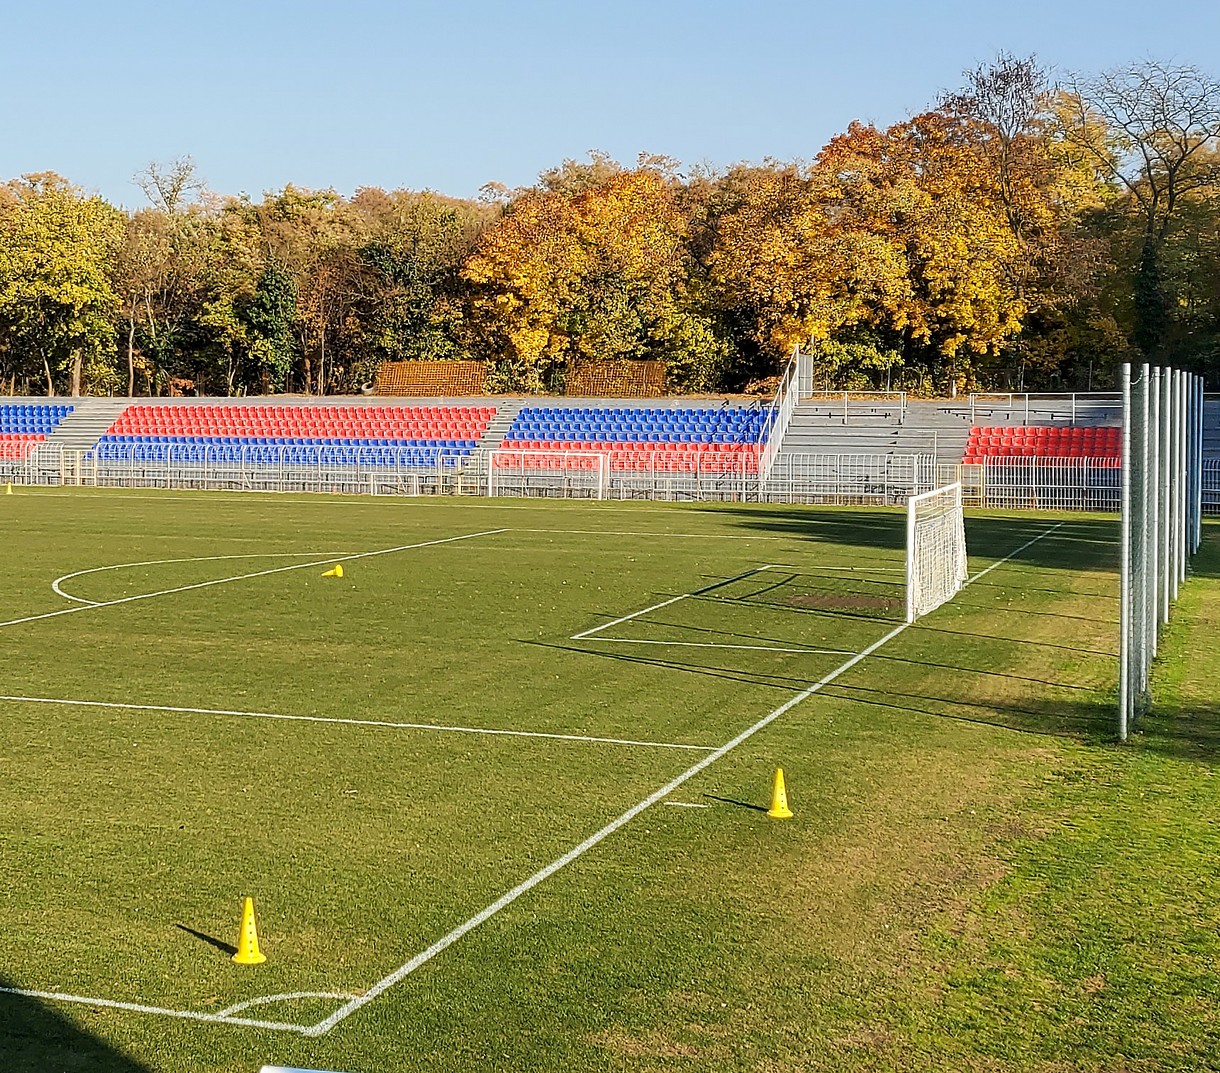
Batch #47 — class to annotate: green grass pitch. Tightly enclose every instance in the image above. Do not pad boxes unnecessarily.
[1,489,1218,1072]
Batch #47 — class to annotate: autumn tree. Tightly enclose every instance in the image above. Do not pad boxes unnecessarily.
[464,166,727,392]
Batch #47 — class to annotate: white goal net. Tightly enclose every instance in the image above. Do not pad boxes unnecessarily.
[906,482,968,622]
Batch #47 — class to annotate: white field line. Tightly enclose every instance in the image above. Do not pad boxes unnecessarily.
[51,552,355,605]
[302,522,1065,1038]
[570,565,773,641]
[0,529,507,632]
[1,522,1063,1036]
[0,987,306,1033]
[588,639,854,655]
[215,991,354,1018]
[663,801,710,809]
[513,527,895,542]
[0,695,715,752]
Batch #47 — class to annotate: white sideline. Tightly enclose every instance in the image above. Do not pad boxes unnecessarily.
[301,522,1065,1038]
[0,529,507,632]
[0,695,716,752]
[0,522,1063,1037]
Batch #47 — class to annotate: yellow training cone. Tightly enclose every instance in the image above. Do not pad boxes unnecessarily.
[4,483,11,495]
[767,767,794,819]
[321,563,344,578]
[232,897,267,964]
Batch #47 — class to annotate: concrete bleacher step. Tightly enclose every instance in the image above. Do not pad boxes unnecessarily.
[42,398,131,452]
[477,400,523,452]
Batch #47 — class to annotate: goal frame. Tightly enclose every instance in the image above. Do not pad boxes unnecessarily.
[905,481,968,623]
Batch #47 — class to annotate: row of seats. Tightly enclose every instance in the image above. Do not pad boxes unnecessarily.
[963,424,1122,464]
[98,435,480,449]
[91,443,471,466]
[494,452,758,473]
[98,405,497,465]
[503,441,755,453]
[109,405,495,434]
[0,404,73,434]
[503,406,765,473]
[509,406,764,435]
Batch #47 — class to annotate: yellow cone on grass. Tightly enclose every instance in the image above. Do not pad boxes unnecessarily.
[321,563,343,578]
[4,483,11,495]
[232,896,267,964]
[767,767,794,819]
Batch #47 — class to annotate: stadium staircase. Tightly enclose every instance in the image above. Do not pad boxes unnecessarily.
[476,399,524,452]
[775,399,970,463]
[38,398,129,452]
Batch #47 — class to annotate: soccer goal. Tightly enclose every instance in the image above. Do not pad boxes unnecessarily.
[906,482,969,622]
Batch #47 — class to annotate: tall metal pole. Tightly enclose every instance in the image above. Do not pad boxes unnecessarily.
[1149,368,1161,653]
[1138,365,1151,693]
[1197,375,1205,553]
[1160,370,1172,624]
[1176,370,1185,587]
[1119,363,1132,742]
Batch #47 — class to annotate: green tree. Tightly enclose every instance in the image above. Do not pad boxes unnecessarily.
[0,173,124,395]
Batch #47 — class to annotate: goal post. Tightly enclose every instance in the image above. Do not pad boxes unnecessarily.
[906,482,969,623]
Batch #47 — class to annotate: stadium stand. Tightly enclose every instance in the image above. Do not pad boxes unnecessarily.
[373,361,487,396]
[565,360,666,398]
[92,404,496,466]
[500,405,765,471]
[962,425,1121,464]
[0,403,74,460]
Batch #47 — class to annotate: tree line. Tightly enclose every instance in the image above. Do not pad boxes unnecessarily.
[1,56,1217,399]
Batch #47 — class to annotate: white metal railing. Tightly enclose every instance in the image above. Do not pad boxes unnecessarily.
[763,452,934,504]
[758,347,807,485]
[1204,459,1220,516]
[942,457,1122,511]
[967,392,1122,426]
[5,439,1217,513]
[757,347,799,483]
[804,391,908,424]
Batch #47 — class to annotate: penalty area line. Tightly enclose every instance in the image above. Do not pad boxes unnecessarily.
[303,520,1064,1039]
[570,564,779,641]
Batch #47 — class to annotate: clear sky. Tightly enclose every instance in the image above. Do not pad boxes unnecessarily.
[3,0,1217,209]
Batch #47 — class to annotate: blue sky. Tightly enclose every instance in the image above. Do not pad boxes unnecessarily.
[3,0,1217,208]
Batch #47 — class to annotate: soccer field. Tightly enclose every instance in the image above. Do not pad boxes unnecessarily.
[2,489,1215,1073]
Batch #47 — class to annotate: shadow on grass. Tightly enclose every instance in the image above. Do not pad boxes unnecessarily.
[0,976,154,1072]
[1135,703,1220,764]
[175,923,237,957]
[702,793,769,812]
[710,505,1128,577]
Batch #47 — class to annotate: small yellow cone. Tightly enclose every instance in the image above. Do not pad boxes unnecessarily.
[4,483,11,495]
[232,896,267,964]
[767,767,794,819]
[321,563,343,578]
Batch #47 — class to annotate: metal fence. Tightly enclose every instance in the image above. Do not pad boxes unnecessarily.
[763,453,935,504]
[943,458,1122,512]
[4,442,1219,513]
